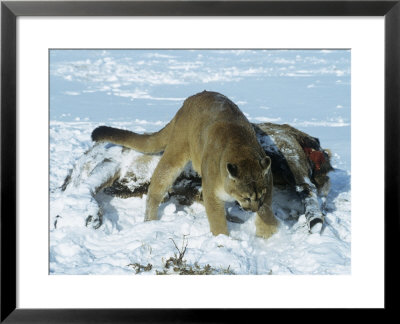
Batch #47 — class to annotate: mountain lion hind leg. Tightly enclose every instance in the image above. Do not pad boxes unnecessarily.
[145,147,189,221]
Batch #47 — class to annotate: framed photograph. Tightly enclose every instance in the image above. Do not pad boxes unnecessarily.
[1,0,399,322]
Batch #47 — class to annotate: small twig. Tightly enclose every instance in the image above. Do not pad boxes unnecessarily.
[169,235,188,262]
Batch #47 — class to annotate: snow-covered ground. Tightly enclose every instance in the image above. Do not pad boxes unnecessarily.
[49,50,351,275]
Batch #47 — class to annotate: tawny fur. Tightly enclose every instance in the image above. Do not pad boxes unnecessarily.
[92,91,277,238]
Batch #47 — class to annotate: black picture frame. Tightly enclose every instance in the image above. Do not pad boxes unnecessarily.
[1,0,399,322]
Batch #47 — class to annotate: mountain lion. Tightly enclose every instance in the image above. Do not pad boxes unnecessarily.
[91,91,277,238]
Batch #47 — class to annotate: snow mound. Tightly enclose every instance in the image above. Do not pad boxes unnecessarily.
[50,121,351,275]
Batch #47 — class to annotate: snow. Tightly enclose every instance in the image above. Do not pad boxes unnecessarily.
[49,120,351,275]
[50,49,351,275]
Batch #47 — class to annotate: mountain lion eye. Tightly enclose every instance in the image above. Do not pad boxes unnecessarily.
[244,198,251,202]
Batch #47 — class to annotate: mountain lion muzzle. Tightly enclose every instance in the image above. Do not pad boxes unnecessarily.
[92,91,278,238]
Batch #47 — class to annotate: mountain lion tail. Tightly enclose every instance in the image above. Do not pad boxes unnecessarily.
[91,122,173,154]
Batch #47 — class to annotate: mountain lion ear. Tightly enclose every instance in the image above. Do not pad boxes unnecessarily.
[260,157,271,175]
[226,163,238,179]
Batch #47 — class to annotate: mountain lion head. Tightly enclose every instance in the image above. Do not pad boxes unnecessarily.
[224,156,272,212]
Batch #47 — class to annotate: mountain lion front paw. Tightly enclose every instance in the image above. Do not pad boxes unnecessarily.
[255,213,278,239]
